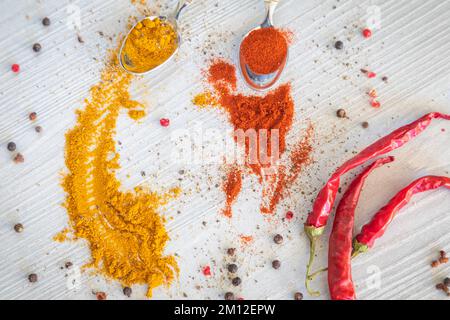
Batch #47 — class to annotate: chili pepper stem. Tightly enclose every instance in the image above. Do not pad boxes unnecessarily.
[305,237,321,297]
[352,239,368,257]
[308,267,328,279]
[304,226,325,297]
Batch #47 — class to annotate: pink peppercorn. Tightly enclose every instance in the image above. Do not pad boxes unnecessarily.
[362,28,372,38]
[371,100,381,108]
[160,118,170,127]
[11,64,20,73]
[202,266,211,276]
[367,72,377,79]
[286,211,294,220]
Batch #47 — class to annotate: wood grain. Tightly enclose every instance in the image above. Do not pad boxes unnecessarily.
[0,0,449,300]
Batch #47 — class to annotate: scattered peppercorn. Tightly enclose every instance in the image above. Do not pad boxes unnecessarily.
[362,28,372,38]
[65,261,73,269]
[29,112,37,121]
[35,126,42,133]
[14,223,24,233]
[231,277,242,286]
[444,277,450,287]
[431,260,440,268]
[77,35,85,44]
[11,64,20,73]
[42,17,51,26]
[227,263,238,273]
[431,250,448,268]
[96,291,107,300]
[224,292,234,300]
[273,234,283,244]
[28,273,38,283]
[285,211,294,220]
[14,153,24,164]
[334,40,344,50]
[371,100,381,108]
[362,121,369,129]
[436,282,449,296]
[382,76,389,83]
[440,257,449,264]
[368,89,377,98]
[32,43,42,52]
[336,109,347,118]
[294,292,303,300]
[227,248,236,256]
[123,287,132,297]
[272,260,281,269]
[202,265,211,276]
[367,71,377,79]
[7,142,16,152]
[160,118,170,127]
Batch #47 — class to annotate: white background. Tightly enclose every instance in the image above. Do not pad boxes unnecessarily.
[0,0,449,300]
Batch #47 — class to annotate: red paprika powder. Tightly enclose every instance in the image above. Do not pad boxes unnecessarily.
[223,166,243,218]
[196,59,313,217]
[240,27,289,75]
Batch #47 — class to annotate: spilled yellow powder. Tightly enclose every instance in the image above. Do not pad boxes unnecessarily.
[57,47,179,297]
[192,91,218,108]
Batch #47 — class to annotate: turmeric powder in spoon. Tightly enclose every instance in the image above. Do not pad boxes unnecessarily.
[121,17,178,74]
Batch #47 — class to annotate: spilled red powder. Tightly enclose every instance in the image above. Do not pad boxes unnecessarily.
[240,235,254,244]
[223,166,242,218]
[208,60,237,90]
[261,124,314,214]
[208,59,294,177]
[195,59,313,217]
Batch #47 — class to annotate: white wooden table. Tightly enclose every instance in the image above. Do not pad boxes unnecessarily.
[0,0,449,300]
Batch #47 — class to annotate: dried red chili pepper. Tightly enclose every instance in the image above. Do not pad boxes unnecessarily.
[328,157,394,300]
[353,175,450,256]
[304,112,450,295]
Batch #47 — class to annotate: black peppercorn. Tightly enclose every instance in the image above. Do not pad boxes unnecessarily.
[7,142,16,152]
[336,109,347,118]
[231,277,242,286]
[272,260,281,269]
[14,223,24,233]
[294,292,303,300]
[33,43,42,52]
[444,277,450,287]
[42,17,50,26]
[273,234,283,244]
[28,273,38,283]
[227,263,238,273]
[335,40,344,50]
[224,292,234,300]
[123,286,132,297]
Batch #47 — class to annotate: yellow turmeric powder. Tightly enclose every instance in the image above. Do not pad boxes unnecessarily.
[121,17,178,73]
[57,44,179,297]
[192,91,218,108]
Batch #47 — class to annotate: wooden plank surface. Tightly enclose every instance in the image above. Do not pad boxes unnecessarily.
[0,0,449,300]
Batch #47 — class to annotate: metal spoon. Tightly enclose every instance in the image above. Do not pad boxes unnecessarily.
[239,0,288,91]
[119,0,192,75]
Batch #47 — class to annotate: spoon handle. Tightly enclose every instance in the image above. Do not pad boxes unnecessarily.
[262,0,280,28]
[174,0,193,21]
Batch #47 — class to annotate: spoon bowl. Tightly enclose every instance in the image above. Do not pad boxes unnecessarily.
[119,0,191,75]
[239,0,288,91]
